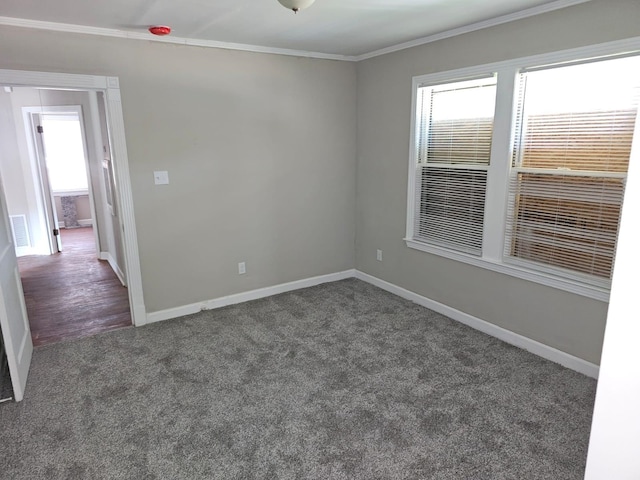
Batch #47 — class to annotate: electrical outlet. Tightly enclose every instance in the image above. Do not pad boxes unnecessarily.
[376,249,383,262]
[238,262,246,275]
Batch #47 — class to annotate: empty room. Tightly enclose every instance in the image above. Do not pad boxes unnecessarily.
[0,0,638,478]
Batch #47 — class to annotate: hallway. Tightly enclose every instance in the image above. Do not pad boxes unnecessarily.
[17,227,131,346]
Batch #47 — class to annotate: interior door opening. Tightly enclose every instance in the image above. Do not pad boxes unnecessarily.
[0,86,132,350]
[28,108,94,254]
[0,69,145,403]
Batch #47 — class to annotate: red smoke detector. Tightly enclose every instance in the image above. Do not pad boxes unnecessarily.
[149,25,171,36]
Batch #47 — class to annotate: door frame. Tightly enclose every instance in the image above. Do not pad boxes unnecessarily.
[0,70,146,326]
[22,105,100,255]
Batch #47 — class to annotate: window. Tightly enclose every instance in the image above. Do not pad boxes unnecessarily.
[407,44,640,299]
[506,57,637,282]
[41,113,89,193]
[414,76,496,255]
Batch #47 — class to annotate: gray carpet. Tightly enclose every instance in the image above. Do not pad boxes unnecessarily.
[0,279,596,479]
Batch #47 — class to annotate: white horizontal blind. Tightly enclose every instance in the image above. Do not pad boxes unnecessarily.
[505,56,640,281]
[506,173,626,279]
[416,166,488,253]
[414,76,496,255]
[519,110,635,172]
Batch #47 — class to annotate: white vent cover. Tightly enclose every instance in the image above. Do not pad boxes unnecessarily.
[9,215,30,248]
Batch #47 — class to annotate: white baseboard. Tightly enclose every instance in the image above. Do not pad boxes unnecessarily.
[58,219,93,228]
[137,266,598,378]
[15,246,37,257]
[99,251,126,286]
[354,270,599,379]
[144,269,357,326]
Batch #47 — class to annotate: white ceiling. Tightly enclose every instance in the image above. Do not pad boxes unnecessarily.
[0,0,589,59]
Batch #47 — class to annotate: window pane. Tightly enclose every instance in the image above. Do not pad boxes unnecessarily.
[418,77,496,166]
[507,55,640,281]
[515,56,640,172]
[417,166,487,255]
[413,76,495,256]
[41,114,89,192]
[509,173,625,279]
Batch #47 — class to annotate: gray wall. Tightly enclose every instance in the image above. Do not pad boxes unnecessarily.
[0,0,637,363]
[355,0,640,364]
[0,26,358,313]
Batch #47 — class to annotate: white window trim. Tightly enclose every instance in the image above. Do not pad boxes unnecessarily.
[406,36,640,303]
[52,189,89,197]
[404,238,610,301]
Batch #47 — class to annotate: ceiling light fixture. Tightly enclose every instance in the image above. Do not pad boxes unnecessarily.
[277,0,316,14]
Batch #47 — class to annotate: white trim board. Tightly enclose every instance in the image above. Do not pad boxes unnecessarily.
[142,266,598,378]
[0,16,353,62]
[58,219,93,228]
[354,271,599,379]
[354,0,591,61]
[99,252,126,287]
[0,0,590,62]
[143,269,357,325]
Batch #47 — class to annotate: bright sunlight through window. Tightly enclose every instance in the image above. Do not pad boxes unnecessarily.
[41,114,88,193]
[408,50,640,298]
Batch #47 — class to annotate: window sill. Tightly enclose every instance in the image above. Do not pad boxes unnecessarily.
[52,190,89,197]
[404,238,610,302]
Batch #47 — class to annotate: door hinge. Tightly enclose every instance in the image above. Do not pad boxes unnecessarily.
[37,125,44,134]
[53,228,59,236]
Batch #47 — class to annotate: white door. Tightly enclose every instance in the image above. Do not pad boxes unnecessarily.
[0,173,33,402]
[30,113,62,253]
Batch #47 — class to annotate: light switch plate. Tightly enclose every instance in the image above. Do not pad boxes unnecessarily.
[154,171,169,185]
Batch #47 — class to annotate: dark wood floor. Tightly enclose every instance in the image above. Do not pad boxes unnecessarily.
[17,227,131,347]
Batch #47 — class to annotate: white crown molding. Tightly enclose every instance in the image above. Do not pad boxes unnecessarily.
[0,16,357,62]
[1,0,591,63]
[354,0,593,61]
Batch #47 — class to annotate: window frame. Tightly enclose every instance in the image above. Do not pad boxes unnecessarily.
[406,37,640,302]
[40,112,91,194]
[413,74,497,256]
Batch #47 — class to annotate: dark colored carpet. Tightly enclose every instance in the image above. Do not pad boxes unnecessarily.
[0,279,596,479]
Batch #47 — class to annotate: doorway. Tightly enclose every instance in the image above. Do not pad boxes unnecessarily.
[0,87,132,345]
[0,69,145,401]
[24,106,99,256]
